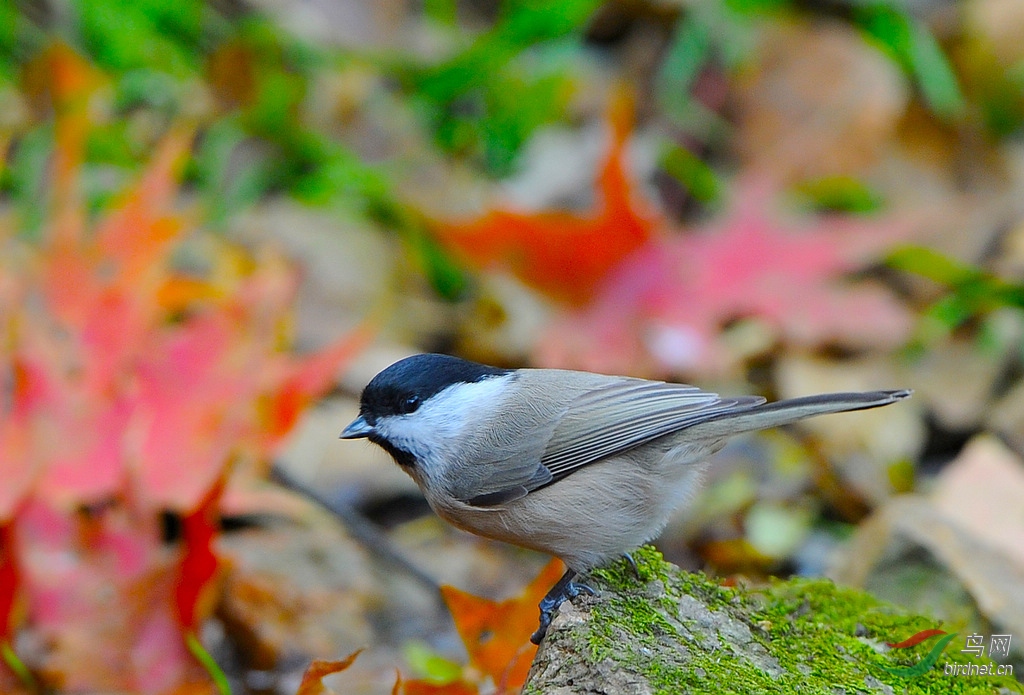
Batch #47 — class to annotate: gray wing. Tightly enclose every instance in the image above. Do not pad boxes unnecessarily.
[461,372,764,507]
[539,377,763,482]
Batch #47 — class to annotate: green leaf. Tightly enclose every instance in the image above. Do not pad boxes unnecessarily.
[498,0,602,47]
[656,14,712,119]
[855,3,914,66]
[291,143,390,208]
[247,69,305,136]
[0,1,18,50]
[854,2,964,119]
[114,68,185,114]
[424,0,459,26]
[1,641,38,693]
[193,119,279,227]
[479,53,574,175]
[655,2,757,139]
[887,245,984,288]
[888,245,1024,340]
[86,121,144,168]
[0,1,43,75]
[399,0,597,172]
[659,145,722,204]
[416,230,470,301]
[905,19,964,119]
[403,641,464,683]
[378,203,468,301]
[724,0,792,14]
[793,176,883,214]
[4,125,53,240]
[74,0,204,78]
[185,631,231,695]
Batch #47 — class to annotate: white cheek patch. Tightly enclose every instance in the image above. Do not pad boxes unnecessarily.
[375,374,515,467]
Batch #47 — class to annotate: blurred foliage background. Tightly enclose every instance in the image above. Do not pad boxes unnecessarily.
[2,0,1024,693]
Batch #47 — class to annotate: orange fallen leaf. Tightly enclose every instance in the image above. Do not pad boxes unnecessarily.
[435,88,659,305]
[295,650,362,695]
[396,675,479,695]
[95,127,194,293]
[0,361,43,520]
[405,686,478,695]
[440,559,564,692]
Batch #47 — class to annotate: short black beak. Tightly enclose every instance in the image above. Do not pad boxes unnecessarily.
[340,415,374,439]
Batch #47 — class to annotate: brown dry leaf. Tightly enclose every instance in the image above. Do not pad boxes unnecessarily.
[833,436,1024,648]
[989,379,1024,454]
[735,20,907,181]
[930,436,1024,569]
[967,0,1024,67]
[218,520,374,670]
[295,650,362,695]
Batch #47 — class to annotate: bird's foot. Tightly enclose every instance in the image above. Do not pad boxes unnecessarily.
[530,569,596,645]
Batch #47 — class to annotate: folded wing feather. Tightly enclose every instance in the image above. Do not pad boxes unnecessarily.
[462,375,764,507]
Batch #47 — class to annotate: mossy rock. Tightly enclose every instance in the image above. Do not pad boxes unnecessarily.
[525,546,1020,695]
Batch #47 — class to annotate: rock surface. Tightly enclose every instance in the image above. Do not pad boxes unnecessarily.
[524,547,1018,695]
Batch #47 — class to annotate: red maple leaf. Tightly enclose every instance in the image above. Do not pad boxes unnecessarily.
[3,42,368,695]
[18,499,199,693]
[434,89,660,305]
[538,177,917,375]
[0,521,20,642]
[175,479,225,633]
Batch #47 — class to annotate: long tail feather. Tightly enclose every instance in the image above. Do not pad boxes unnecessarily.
[683,389,912,439]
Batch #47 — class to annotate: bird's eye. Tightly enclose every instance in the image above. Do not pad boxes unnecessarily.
[401,395,421,414]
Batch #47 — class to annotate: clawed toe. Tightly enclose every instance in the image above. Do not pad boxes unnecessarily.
[531,556,642,643]
[531,569,598,644]
[565,580,596,599]
[530,611,553,645]
[622,552,641,579]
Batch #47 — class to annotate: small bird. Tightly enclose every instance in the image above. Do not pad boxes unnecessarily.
[341,353,910,643]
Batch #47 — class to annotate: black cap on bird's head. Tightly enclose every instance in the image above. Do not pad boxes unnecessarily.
[340,353,510,439]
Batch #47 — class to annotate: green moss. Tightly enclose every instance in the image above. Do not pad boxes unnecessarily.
[561,546,1020,695]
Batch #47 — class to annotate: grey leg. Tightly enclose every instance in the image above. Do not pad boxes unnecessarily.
[530,568,596,644]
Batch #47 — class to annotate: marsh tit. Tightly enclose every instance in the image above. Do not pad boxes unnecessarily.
[341,353,910,643]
